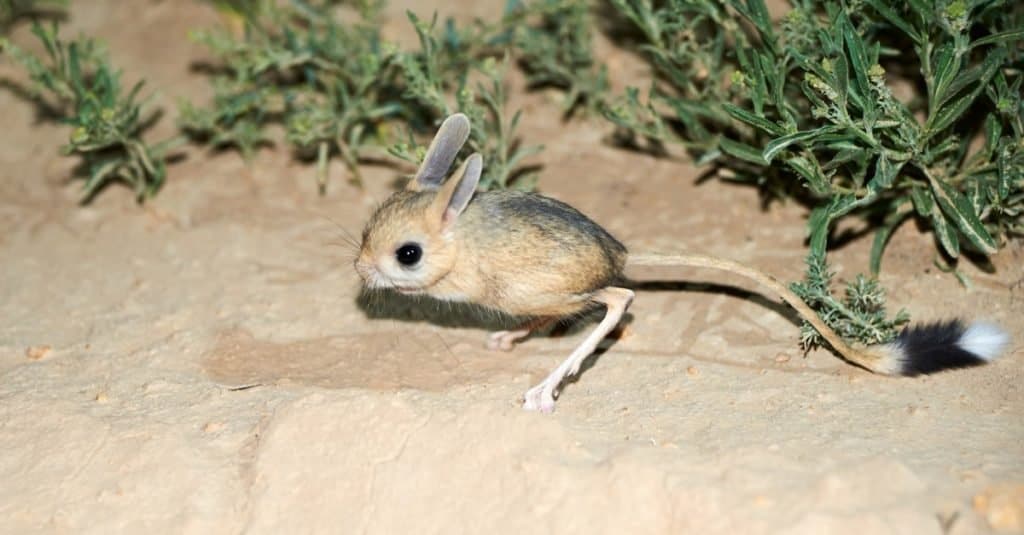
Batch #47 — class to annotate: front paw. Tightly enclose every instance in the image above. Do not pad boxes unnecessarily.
[485,331,518,352]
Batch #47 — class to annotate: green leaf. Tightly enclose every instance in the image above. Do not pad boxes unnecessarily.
[910,184,933,217]
[736,47,766,115]
[787,154,830,194]
[719,136,768,165]
[928,199,960,258]
[864,0,921,43]
[840,13,872,113]
[763,126,838,163]
[926,172,998,254]
[67,41,83,95]
[867,155,902,193]
[807,193,868,257]
[823,147,867,170]
[31,21,58,64]
[84,156,120,195]
[803,159,838,193]
[927,56,1000,136]
[964,113,1004,169]
[831,53,849,109]
[933,51,1003,132]
[735,0,775,45]
[929,43,960,106]
[757,49,782,98]
[745,0,772,33]
[934,49,1003,112]
[906,0,931,20]
[722,103,786,136]
[970,29,1024,49]
[807,204,833,259]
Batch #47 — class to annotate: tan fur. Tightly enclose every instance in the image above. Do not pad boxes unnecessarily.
[447,192,626,316]
[355,190,455,293]
[357,114,626,320]
[357,189,626,317]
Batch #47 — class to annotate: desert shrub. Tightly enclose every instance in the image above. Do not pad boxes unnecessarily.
[0,0,65,33]
[180,1,400,191]
[605,0,1023,347]
[182,0,606,192]
[1,21,180,201]
[1,0,607,196]
[512,0,608,115]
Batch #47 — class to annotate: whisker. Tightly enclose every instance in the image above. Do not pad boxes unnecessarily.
[325,240,360,253]
[319,214,362,249]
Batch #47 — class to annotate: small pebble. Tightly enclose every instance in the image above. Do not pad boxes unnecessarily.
[203,421,225,433]
[95,392,109,403]
[686,366,699,377]
[906,405,926,415]
[774,353,790,363]
[974,484,1024,532]
[25,345,51,360]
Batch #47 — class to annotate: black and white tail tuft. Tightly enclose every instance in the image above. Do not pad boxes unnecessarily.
[887,320,1010,376]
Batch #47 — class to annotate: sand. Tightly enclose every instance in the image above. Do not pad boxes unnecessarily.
[1,1,1021,533]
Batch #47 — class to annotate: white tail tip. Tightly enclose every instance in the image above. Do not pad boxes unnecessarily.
[957,322,1010,361]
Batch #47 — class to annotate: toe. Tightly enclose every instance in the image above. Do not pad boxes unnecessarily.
[522,384,557,413]
[522,386,543,411]
[486,332,517,352]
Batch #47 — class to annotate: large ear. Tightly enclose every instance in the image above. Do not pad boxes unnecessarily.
[433,153,482,231]
[407,113,471,191]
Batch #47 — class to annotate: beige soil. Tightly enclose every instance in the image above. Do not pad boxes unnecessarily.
[1,1,1022,534]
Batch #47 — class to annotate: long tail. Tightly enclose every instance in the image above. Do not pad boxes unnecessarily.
[627,253,1010,375]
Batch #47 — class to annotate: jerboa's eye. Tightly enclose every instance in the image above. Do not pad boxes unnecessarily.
[396,243,422,266]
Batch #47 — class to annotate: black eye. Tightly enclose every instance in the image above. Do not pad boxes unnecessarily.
[395,243,423,266]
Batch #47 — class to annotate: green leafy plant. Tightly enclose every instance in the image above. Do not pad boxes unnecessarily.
[0,0,65,33]
[181,0,402,191]
[389,12,543,191]
[791,252,910,349]
[512,0,608,115]
[605,0,1023,347]
[184,0,608,192]
[183,1,548,192]
[604,1,741,160]
[390,0,611,188]
[1,21,179,201]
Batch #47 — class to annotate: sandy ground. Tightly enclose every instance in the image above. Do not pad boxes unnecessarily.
[1,1,1022,534]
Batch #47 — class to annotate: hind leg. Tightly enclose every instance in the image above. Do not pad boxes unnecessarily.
[522,287,634,413]
[486,316,558,351]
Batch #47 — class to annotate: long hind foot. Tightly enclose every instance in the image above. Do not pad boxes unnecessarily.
[522,380,557,413]
[522,287,634,413]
